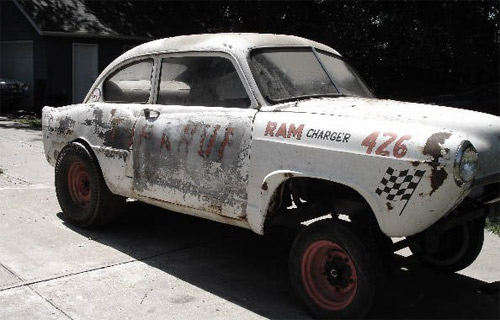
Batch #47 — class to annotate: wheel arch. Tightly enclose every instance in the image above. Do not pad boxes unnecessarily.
[62,138,112,191]
[259,170,381,235]
[66,138,102,170]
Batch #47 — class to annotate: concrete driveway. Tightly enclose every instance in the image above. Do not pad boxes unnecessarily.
[0,117,499,319]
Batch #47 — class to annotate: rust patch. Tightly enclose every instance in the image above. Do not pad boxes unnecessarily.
[262,182,268,191]
[56,117,75,135]
[93,108,104,123]
[411,160,420,167]
[423,132,451,160]
[428,169,448,196]
[423,132,452,195]
[102,149,128,162]
[386,202,394,210]
[284,172,294,178]
[208,203,223,214]
[102,118,131,150]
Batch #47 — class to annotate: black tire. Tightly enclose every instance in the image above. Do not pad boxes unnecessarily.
[289,219,379,319]
[410,216,485,273]
[55,142,124,227]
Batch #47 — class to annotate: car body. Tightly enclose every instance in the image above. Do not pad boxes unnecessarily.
[0,78,29,108]
[42,33,500,319]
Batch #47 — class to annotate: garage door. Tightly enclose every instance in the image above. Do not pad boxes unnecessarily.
[72,43,98,103]
[0,41,34,109]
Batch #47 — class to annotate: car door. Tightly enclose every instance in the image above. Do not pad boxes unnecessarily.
[132,54,257,219]
[77,58,156,197]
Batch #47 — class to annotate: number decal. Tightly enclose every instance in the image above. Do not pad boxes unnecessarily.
[375,132,397,156]
[361,131,380,154]
[361,131,412,158]
[393,135,411,158]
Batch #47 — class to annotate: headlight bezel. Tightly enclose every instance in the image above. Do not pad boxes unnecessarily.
[453,140,478,186]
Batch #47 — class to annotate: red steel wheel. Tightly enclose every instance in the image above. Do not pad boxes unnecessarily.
[301,240,358,311]
[55,142,125,227]
[289,220,379,319]
[67,161,92,208]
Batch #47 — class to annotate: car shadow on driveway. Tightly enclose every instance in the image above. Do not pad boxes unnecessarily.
[58,201,500,320]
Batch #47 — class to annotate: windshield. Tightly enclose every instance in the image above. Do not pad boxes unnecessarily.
[249,47,373,103]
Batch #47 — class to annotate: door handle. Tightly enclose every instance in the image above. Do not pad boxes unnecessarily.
[142,108,160,119]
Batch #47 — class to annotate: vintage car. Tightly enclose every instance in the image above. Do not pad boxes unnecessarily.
[42,33,500,319]
[0,78,29,110]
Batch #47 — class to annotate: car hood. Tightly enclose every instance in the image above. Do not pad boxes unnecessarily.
[262,96,500,184]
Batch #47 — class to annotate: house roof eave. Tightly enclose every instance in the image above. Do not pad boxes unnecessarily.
[13,0,42,36]
[39,30,153,42]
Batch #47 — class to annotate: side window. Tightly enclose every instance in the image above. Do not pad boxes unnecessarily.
[103,59,153,103]
[157,56,250,108]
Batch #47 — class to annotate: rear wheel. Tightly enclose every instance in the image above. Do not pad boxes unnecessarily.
[289,220,379,319]
[55,142,124,227]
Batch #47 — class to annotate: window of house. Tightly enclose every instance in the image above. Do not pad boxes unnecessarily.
[103,59,153,103]
[157,56,250,108]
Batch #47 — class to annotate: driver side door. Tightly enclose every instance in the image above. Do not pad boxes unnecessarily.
[132,54,257,219]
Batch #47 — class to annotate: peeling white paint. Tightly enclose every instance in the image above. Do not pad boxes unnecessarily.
[42,33,500,238]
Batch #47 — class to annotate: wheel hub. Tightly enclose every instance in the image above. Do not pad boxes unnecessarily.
[67,161,92,208]
[325,254,353,289]
[301,239,358,311]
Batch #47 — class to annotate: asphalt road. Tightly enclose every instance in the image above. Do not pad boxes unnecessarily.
[0,117,499,319]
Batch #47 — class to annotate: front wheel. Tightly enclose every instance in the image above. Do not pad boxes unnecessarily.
[410,216,485,273]
[55,142,124,227]
[289,220,379,319]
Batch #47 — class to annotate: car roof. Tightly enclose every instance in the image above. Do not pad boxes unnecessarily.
[105,33,339,71]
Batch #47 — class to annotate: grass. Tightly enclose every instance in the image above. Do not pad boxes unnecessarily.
[486,205,500,236]
[486,217,500,236]
[14,118,42,128]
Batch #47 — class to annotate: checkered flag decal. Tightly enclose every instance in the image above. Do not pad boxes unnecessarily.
[375,167,425,215]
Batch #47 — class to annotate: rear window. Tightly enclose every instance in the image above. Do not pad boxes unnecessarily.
[103,59,154,103]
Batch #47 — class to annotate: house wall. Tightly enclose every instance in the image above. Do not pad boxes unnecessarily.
[1,1,147,113]
[0,1,39,111]
[43,37,144,108]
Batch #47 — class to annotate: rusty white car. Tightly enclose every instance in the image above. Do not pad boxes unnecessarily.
[42,33,500,319]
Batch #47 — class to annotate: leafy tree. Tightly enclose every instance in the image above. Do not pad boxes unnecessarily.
[83,0,499,113]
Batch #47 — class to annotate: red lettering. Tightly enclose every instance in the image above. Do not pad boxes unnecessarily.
[178,123,198,152]
[361,131,380,154]
[275,123,287,138]
[218,127,235,159]
[160,132,171,151]
[264,121,277,137]
[375,132,397,156]
[199,125,221,157]
[394,135,411,158]
[287,124,304,140]
[362,131,411,158]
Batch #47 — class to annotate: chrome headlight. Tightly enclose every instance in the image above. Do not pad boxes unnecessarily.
[454,141,478,186]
